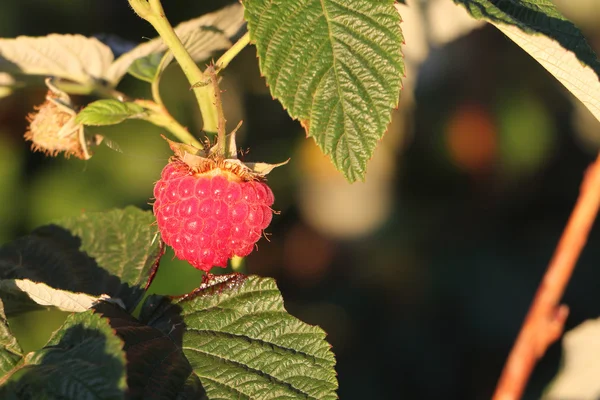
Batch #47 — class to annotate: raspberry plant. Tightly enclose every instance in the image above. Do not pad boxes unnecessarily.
[0,0,600,399]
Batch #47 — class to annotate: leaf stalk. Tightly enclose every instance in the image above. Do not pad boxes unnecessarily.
[135,99,201,147]
[215,32,250,72]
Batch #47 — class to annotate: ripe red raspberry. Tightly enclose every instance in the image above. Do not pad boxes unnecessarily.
[153,160,275,271]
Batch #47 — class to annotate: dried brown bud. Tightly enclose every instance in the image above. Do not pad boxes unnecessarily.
[24,88,101,160]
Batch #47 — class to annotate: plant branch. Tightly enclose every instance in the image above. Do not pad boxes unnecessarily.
[130,0,219,133]
[493,153,600,400]
[129,0,249,138]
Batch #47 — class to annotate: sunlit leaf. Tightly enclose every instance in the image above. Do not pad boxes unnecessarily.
[0,4,245,94]
[454,0,600,124]
[0,207,162,312]
[142,274,338,399]
[56,207,163,310]
[243,0,404,182]
[0,34,113,85]
[0,279,109,315]
[76,99,146,126]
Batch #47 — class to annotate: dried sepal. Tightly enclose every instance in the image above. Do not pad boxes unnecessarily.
[244,159,290,177]
[166,136,207,159]
[207,121,244,159]
[163,121,287,182]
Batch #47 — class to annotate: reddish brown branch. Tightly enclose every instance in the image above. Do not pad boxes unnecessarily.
[493,153,600,400]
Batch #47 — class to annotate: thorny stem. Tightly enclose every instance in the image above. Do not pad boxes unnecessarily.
[207,65,227,157]
[135,99,201,147]
[493,153,600,400]
[130,0,219,133]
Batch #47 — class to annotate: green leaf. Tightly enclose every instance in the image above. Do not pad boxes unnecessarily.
[0,34,114,85]
[93,301,207,400]
[76,99,146,126]
[545,318,600,399]
[0,279,109,315]
[243,0,403,182]
[105,3,246,85]
[127,52,166,83]
[0,4,245,96]
[56,207,162,310]
[142,274,338,400]
[453,0,600,124]
[0,225,128,308]
[0,298,22,378]
[0,309,127,399]
[0,207,163,312]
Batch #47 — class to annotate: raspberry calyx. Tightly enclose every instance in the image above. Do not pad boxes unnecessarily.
[153,133,287,272]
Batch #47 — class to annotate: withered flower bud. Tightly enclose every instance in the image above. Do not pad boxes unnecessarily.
[24,81,102,160]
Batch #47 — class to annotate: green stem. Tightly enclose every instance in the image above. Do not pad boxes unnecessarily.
[215,32,250,72]
[135,99,202,147]
[151,51,174,107]
[129,0,249,139]
[79,82,197,146]
[128,0,152,19]
[151,76,163,107]
[142,0,219,133]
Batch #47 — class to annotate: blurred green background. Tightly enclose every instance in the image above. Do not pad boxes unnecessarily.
[2,0,600,399]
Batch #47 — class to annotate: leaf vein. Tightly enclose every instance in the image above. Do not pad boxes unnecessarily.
[184,345,318,399]
[185,329,332,365]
